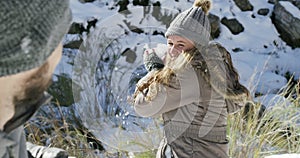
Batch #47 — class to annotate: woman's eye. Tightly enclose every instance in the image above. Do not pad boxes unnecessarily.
[167,42,173,46]
[178,44,185,48]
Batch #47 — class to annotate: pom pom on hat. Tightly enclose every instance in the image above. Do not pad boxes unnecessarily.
[193,0,212,15]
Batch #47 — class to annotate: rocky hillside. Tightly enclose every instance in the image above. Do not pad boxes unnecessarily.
[66,0,300,49]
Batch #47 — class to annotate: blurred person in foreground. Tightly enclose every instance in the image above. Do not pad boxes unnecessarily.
[133,0,251,157]
[0,0,71,157]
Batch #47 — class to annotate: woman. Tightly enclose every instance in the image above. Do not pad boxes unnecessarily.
[133,0,251,157]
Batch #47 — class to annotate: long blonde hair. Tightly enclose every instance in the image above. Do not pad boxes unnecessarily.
[133,47,195,102]
[133,43,250,103]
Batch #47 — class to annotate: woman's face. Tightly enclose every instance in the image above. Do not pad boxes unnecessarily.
[167,35,194,59]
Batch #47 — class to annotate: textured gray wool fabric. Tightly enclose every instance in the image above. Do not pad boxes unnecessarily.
[165,7,211,49]
[0,0,72,77]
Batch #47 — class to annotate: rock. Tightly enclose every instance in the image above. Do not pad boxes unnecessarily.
[153,1,161,6]
[294,0,300,9]
[153,30,164,36]
[257,8,270,16]
[117,0,130,12]
[151,6,177,28]
[47,73,78,106]
[63,38,83,49]
[27,142,68,158]
[132,0,149,6]
[78,0,95,3]
[281,0,300,9]
[86,18,98,34]
[268,0,277,4]
[208,13,221,39]
[221,17,244,35]
[232,47,243,52]
[272,1,300,48]
[233,0,254,11]
[68,18,98,35]
[68,22,85,34]
[121,48,137,64]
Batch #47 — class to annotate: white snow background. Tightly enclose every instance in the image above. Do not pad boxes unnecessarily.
[66,0,300,107]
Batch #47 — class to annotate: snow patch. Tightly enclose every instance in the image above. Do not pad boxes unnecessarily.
[70,0,116,23]
[254,94,291,109]
[280,1,300,20]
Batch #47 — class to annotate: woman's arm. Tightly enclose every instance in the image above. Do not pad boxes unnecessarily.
[134,65,200,117]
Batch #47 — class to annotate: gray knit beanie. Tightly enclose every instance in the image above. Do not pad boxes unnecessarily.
[0,0,72,77]
[165,0,211,49]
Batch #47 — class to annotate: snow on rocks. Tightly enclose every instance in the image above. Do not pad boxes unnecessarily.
[272,1,300,47]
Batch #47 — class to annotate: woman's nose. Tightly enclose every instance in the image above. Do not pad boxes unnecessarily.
[168,46,181,58]
[169,46,176,53]
[170,46,179,53]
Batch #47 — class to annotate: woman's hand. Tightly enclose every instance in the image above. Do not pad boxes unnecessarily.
[143,45,167,71]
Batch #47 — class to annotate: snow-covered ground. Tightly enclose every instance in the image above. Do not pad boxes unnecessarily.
[58,0,300,156]
[68,0,300,94]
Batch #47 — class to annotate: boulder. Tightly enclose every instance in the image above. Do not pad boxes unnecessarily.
[68,18,98,35]
[208,13,221,39]
[132,0,149,6]
[272,1,300,48]
[79,0,95,3]
[86,18,98,34]
[221,17,244,35]
[63,38,83,49]
[233,0,253,11]
[257,8,270,16]
[68,22,85,34]
[117,0,130,12]
[294,0,300,9]
[121,48,137,64]
[268,0,277,4]
[78,0,95,3]
[282,0,300,9]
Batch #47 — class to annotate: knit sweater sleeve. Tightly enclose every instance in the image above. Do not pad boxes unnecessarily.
[134,65,200,117]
